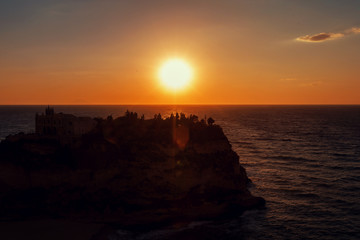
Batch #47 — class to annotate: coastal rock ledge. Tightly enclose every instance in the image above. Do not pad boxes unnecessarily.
[0,112,265,227]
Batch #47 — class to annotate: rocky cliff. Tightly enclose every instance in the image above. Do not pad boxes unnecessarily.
[0,113,265,227]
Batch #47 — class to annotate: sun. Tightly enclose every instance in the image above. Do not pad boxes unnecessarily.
[159,59,193,92]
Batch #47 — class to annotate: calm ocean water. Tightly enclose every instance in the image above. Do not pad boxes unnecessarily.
[0,105,359,240]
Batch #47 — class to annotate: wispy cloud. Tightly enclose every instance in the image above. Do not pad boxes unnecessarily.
[347,27,360,34]
[300,81,323,87]
[280,77,296,81]
[297,33,344,42]
[296,26,360,43]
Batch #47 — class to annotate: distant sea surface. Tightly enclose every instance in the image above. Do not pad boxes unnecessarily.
[1,105,359,240]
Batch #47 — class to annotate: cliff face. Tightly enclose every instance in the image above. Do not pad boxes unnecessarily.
[0,115,264,226]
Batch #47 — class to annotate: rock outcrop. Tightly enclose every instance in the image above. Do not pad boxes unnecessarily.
[0,113,265,227]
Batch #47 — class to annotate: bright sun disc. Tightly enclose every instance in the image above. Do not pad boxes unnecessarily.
[159,59,193,91]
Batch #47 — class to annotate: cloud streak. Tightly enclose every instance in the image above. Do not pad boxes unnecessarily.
[348,27,360,34]
[296,26,360,43]
[280,77,296,81]
[300,81,323,87]
[297,33,344,42]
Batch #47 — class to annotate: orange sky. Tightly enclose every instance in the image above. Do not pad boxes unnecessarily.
[1,1,360,105]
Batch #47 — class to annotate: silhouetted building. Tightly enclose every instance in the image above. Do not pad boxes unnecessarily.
[36,106,96,136]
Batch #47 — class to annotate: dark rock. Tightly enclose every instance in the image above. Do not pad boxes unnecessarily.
[0,113,265,226]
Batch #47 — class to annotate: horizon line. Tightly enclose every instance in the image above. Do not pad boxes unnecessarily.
[1,103,360,106]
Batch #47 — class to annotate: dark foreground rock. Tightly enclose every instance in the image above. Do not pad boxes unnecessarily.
[0,113,265,228]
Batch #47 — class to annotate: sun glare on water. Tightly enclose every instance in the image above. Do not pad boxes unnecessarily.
[159,59,193,92]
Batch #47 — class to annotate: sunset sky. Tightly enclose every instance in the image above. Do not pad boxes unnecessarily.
[1,0,359,105]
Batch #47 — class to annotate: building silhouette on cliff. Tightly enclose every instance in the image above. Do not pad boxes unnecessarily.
[35,106,96,136]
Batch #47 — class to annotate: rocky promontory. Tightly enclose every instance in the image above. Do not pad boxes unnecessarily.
[0,111,265,227]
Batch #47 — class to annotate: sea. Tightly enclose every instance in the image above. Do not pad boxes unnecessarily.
[0,105,359,240]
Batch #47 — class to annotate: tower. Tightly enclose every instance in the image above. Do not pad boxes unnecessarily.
[45,105,54,116]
